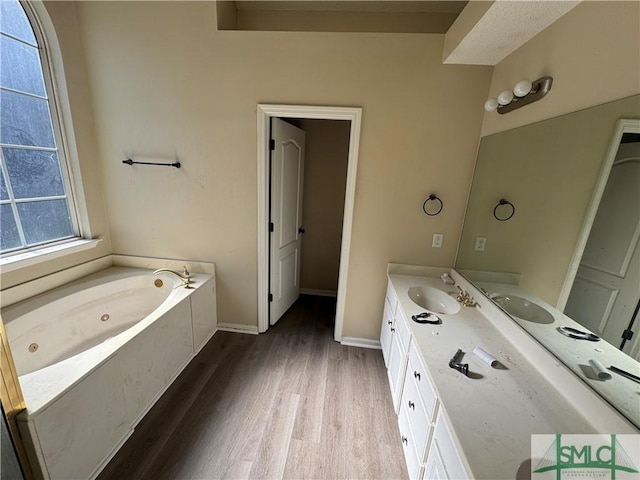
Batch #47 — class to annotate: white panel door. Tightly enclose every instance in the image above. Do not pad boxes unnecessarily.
[270,118,305,325]
[565,143,640,352]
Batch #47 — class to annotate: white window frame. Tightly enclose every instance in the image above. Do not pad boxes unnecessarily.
[0,1,97,267]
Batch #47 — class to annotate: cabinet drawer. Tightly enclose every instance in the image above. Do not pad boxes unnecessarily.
[394,307,411,353]
[380,297,394,367]
[402,366,432,459]
[408,343,438,423]
[434,410,469,480]
[398,403,424,480]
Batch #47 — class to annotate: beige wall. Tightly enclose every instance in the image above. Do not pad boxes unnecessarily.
[1,2,111,290]
[234,9,458,33]
[481,1,640,137]
[298,119,349,294]
[75,1,492,340]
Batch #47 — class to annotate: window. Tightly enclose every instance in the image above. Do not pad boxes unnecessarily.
[1,0,78,255]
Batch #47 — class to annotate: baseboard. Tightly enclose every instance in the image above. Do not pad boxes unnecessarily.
[216,323,259,335]
[300,288,337,297]
[340,337,381,350]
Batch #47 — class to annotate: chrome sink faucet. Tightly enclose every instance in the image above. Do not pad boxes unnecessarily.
[454,286,476,307]
[153,266,192,288]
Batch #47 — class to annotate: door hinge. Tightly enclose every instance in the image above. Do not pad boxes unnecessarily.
[269,222,274,232]
[269,139,275,151]
[269,293,273,302]
[622,329,634,341]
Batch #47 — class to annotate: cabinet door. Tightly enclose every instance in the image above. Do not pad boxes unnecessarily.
[380,297,394,367]
[387,333,407,413]
[424,440,448,480]
[434,410,469,480]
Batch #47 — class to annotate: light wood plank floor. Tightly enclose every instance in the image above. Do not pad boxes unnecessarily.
[98,295,407,480]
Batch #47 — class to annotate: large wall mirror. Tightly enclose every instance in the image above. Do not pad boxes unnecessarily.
[455,94,640,428]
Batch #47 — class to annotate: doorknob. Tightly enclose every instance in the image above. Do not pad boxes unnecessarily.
[298,227,306,234]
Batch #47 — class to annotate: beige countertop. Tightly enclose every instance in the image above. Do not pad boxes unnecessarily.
[472,280,640,430]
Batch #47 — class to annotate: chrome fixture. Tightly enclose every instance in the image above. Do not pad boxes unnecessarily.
[153,266,191,288]
[484,76,553,114]
[453,286,476,307]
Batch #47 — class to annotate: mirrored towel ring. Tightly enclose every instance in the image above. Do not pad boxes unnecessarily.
[493,198,515,221]
[423,193,443,216]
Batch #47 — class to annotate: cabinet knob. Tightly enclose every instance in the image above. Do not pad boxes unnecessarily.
[387,320,393,325]
[401,436,408,445]
[391,328,395,332]
[414,371,421,381]
[408,400,415,410]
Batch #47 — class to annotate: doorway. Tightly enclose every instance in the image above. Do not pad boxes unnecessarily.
[560,119,640,358]
[257,105,362,341]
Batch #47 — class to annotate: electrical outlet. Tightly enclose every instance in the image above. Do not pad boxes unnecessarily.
[474,237,487,251]
[432,233,443,248]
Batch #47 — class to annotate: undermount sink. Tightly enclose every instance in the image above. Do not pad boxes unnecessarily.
[408,286,461,315]
[490,294,555,324]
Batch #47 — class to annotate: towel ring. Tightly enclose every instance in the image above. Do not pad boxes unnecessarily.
[493,198,515,221]
[423,194,443,216]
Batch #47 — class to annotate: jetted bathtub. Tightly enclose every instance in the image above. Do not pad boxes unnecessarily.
[2,265,217,479]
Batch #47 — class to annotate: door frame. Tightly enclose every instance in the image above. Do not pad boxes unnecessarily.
[557,118,640,311]
[257,104,362,341]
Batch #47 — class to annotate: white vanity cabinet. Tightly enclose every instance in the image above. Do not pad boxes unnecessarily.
[381,278,470,480]
[381,267,636,480]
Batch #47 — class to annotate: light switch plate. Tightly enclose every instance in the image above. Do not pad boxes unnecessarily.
[432,233,443,248]
[474,237,487,251]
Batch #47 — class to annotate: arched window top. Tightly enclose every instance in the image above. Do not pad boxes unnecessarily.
[0,0,37,46]
[1,0,80,254]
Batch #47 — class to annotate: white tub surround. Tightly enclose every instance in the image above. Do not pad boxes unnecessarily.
[1,260,217,480]
[382,264,637,480]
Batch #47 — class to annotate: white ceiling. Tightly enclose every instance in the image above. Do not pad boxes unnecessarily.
[444,1,581,65]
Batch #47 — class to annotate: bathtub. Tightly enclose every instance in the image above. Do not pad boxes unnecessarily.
[2,265,217,479]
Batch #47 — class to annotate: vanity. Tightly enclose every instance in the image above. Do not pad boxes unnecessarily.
[381,264,638,480]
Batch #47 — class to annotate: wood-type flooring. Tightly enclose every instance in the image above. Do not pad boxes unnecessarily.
[98,295,407,480]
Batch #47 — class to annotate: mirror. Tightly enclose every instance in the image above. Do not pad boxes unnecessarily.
[455,94,640,428]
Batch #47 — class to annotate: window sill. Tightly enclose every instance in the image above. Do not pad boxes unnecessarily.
[0,239,103,274]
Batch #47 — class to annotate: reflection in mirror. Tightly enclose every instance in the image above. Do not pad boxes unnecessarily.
[455,94,640,428]
[564,134,640,357]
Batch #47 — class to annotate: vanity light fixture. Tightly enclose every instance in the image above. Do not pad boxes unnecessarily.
[484,77,553,114]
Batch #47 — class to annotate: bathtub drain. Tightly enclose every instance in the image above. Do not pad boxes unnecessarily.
[101,314,110,322]
[154,279,163,288]
[28,343,38,353]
